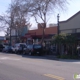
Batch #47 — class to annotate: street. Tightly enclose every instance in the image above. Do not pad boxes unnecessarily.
[0,52,80,80]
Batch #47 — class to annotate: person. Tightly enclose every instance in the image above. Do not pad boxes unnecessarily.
[43,42,45,47]
[77,44,80,57]
[51,45,53,50]
[19,44,24,54]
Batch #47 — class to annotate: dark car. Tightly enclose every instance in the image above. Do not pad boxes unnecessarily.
[29,44,43,56]
[0,44,4,52]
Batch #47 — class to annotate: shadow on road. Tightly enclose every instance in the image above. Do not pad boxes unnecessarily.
[1,52,80,62]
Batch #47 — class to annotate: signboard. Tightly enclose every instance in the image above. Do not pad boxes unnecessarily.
[11,29,16,36]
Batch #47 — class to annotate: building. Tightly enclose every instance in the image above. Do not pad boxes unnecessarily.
[23,23,57,44]
[0,36,6,44]
[28,23,57,36]
[60,11,80,34]
[6,25,28,45]
[59,11,80,41]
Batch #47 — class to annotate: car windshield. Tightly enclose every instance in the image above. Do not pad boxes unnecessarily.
[4,46,9,49]
[27,45,33,49]
[34,45,41,49]
[20,44,27,47]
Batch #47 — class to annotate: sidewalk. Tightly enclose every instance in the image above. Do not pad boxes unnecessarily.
[44,55,80,61]
[58,58,80,62]
[45,55,59,60]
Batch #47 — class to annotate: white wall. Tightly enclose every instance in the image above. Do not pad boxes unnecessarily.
[59,12,80,34]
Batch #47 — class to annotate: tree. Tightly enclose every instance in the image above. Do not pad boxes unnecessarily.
[52,34,66,55]
[0,0,31,45]
[0,14,10,34]
[65,34,77,56]
[52,34,77,56]
[52,34,66,44]
[21,0,69,44]
[9,0,31,37]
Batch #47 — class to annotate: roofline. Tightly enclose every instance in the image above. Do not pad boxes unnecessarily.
[0,36,5,37]
[29,26,57,31]
[60,11,80,23]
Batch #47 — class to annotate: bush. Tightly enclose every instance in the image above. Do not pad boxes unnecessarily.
[58,55,79,59]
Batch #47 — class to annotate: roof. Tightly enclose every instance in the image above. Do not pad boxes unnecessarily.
[60,11,80,23]
[0,36,5,40]
[28,26,57,35]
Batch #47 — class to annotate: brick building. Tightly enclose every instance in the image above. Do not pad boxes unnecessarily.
[23,23,57,44]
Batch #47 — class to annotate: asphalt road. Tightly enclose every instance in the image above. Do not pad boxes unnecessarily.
[0,52,80,80]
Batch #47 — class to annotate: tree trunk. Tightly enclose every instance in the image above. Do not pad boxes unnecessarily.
[41,23,46,45]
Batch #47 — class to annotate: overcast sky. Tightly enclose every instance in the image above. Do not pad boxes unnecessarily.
[0,0,80,36]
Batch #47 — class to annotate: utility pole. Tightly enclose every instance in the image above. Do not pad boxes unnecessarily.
[9,6,13,46]
[9,16,13,46]
[15,29,17,43]
[9,14,12,46]
[9,25,11,46]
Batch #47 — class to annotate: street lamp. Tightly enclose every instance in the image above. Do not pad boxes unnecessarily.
[57,14,60,56]
[16,24,18,43]
[57,14,60,35]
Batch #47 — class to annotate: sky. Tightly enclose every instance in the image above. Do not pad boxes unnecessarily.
[0,0,80,36]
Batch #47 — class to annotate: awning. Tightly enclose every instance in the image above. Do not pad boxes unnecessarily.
[22,34,55,39]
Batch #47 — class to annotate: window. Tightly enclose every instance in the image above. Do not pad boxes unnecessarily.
[72,29,76,33]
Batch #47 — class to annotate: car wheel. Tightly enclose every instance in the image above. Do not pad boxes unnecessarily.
[29,52,32,56]
[6,50,8,53]
[23,51,26,55]
[15,50,17,54]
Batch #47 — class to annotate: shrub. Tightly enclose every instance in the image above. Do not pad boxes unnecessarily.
[58,55,79,59]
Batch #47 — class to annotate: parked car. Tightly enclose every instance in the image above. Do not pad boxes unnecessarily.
[2,45,13,53]
[13,43,27,54]
[0,44,4,52]
[25,44,43,56]
[24,44,33,55]
[32,44,43,56]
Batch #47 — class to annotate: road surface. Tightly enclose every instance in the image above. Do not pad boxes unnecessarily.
[0,52,80,80]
